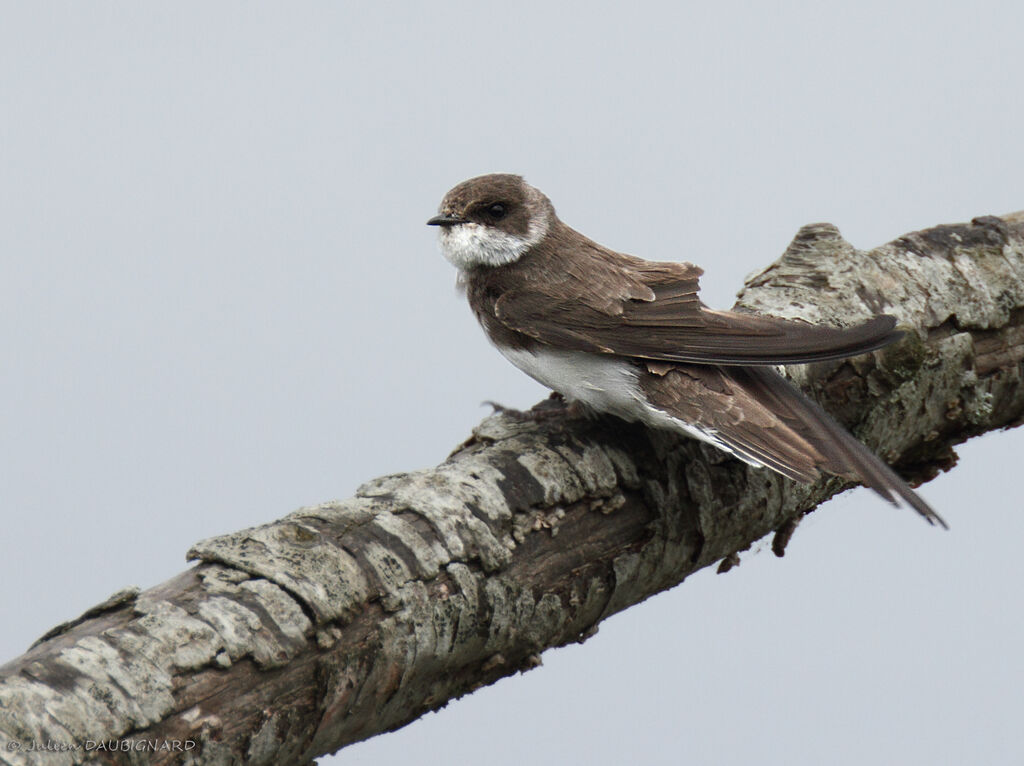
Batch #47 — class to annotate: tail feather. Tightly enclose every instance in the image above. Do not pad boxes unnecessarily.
[736,367,945,527]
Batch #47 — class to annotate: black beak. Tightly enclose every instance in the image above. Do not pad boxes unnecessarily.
[426,214,468,227]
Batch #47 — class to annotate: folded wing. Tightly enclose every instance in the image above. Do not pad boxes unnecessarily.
[492,245,903,365]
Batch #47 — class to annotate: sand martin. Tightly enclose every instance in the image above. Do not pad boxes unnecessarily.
[428,173,943,527]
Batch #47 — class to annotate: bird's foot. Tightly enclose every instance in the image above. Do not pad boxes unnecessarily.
[483,400,564,422]
[483,392,588,422]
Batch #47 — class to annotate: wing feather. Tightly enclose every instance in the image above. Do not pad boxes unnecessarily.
[487,223,903,366]
[640,364,945,527]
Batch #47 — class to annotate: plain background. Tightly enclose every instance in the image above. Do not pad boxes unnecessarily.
[2,3,1022,764]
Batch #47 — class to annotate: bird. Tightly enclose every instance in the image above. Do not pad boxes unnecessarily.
[427,173,944,528]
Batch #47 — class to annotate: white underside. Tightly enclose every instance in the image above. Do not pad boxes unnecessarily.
[496,345,766,468]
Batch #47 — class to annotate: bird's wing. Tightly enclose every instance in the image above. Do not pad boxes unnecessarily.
[493,254,902,366]
[640,363,944,526]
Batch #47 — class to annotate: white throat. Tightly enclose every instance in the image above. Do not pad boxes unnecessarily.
[438,215,550,270]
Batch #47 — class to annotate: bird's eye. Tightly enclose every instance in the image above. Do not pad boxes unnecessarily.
[486,203,507,220]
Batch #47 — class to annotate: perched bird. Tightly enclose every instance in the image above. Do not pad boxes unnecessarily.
[428,173,943,527]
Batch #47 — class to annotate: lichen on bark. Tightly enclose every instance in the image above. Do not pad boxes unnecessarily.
[1,212,1022,765]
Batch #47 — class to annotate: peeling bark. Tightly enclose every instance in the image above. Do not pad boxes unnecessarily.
[2,212,1023,765]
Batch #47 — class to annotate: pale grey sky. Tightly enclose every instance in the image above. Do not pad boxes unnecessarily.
[1,3,1021,764]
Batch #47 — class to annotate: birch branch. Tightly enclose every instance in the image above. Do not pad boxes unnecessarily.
[2,212,1023,765]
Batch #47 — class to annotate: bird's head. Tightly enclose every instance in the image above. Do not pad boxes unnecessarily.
[428,173,554,270]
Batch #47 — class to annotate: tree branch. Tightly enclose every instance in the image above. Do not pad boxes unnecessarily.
[2,212,1023,765]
